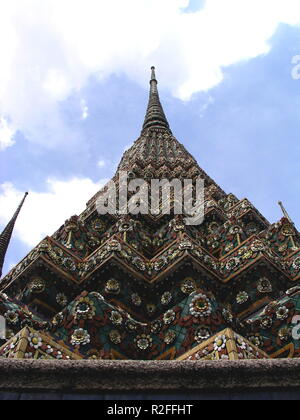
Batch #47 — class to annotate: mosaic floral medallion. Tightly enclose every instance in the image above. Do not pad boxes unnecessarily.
[251,240,265,252]
[214,335,227,352]
[161,292,172,306]
[190,294,212,318]
[52,312,64,327]
[163,310,176,325]
[195,327,211,343]
[134,334,152,351]
[56,293,68,307]
[109,330,122,345]
[147,304,156,316]
[248,334,263,348]
[131,293,142,307]
[281,224,294,237]
[105,279,121,295]
[125,320,137,332]
[278,327,291,342]
[92,218,106,233]
[292,258,300,270]
[71,329,91,346]
[151,320,162,334]
[110,311,123,326]
[0,293,8,301]
[4,311,19,325]
[235,335,247,351]
[236,291,249,305]
[29,333,42,350]
[245,222,259,236]
[164,330,177,345]
[260,316,273,330]
[276,306,289,321]
[222,308,234,324]
[208,222,219,234]
[74,297,96,320]
[181,278,197,295]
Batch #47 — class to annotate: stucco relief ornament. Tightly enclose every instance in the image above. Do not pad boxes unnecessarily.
[132,257,146,271]
[105,279,121,295]
[29,277,46,294]
[154,256,168,271]
[251,240,266,253]
[179,240,194,251]
[63,258,77,272]
[107,239,122,253]
[181,278,197,295]
[71,329,91,346]
[190,294,212,318]
[226,258,239,271]
[257,278,272,294]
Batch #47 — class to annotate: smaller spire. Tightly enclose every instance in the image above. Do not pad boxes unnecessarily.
[142,67,172,134]
[0,192,28,278]
[278,201,294,225]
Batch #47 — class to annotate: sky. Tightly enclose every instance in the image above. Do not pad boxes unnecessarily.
[0,0,300,275]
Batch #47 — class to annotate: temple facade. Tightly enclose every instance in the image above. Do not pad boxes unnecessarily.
[0,68,300,363]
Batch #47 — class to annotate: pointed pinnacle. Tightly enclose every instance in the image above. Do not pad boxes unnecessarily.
[142,67,172,134]
[0,192,28,278]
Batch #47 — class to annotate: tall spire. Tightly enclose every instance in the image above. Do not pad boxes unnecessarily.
[0,192,28,278]
[142,67,172,134]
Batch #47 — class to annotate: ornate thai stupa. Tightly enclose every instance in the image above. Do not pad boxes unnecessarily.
[0,68,300,365]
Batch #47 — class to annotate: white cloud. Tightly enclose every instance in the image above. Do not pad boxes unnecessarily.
[80,99,89,120]
[97,159,106,168]
[0,0,300,147]
[0,177,107,247]
[0,117,16,151]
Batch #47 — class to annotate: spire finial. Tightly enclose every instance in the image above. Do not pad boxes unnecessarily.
[0,192,28,278]
[142,67,172,134]
[151,66,157,81]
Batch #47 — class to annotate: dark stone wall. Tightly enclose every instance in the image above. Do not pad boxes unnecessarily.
[0,359,299,400]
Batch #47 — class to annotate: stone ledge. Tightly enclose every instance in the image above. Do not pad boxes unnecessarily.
[0,359,300,393]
